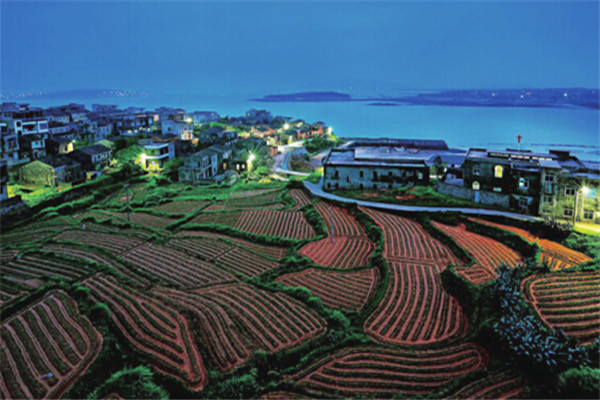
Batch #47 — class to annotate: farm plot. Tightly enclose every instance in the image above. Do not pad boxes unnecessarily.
[213,247,280,277]
[1,230,57,247]
[288,189,312,211]
[365,260,467,345]
[229,188,280,199]
[107,212,175,229]
[299,237,374,269]
[432,221,521,280]
[43,244,152,287]
[522,272,600,345]
[122,243,237,288]
[276,267,379,311]
[83,275,207,390]
[53,230,145,255]
[174,230,287,259]
[452,266,497,286]
[294,343,487,398]
[235,210,316,240]
[0,290,102,399]
[168,237,235,260]
[189,210,243,226]
[469,218,591,268]
[203,202,284,212]
[2,254,88,283]
[149,200,208,215]
[156,283,326,372]
[0,277,30,308]
[361,207,460,265]
[447,370,524,399]
[315,202,365,237]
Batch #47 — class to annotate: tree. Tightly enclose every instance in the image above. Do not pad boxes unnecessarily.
[162,157,184,182]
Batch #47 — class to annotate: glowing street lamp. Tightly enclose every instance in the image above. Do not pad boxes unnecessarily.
[582,186,590,197]
[283,123,289,131]
[247,152,255,171]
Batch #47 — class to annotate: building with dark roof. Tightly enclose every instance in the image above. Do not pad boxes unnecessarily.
[67,144,112,171]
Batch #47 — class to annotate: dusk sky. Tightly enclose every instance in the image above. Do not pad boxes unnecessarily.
[2,1,599,96]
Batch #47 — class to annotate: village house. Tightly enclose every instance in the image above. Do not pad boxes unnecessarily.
[161,119,194,141]
[457,148,599,221]
[323,138,460,191]
[141,141,175,170]
[68,144,112,171]
[178,148,219,184]
[19,155,84,186]
[19,134,46,160]
[189,111,220,124]
[46,137,74,155]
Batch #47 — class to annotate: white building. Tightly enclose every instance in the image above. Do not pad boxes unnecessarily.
[161,119,193,141]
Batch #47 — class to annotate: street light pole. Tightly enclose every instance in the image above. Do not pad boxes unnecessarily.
[124,184,131,222]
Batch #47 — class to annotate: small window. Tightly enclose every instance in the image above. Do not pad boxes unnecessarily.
[359,171,364,178]
[346,176,350,183]
[563,207,574,217]
[519,198,528,209]
[327,183,331,189]
[544,172,555,182]
[519,177,529,189]
[493,187,502,193]
[494,165,504,178]
[335,183,339,190]
[543,195,553,205]
[373,171,378,180]
[472,181,480,190]
[565,187,576,196]
[417,172,424,180]
[585,188,597,199]
[334,170,339,179]
[473,166,481,176]
[583,209,594,220]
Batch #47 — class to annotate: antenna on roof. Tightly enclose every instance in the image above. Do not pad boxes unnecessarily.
[517,135,523,151]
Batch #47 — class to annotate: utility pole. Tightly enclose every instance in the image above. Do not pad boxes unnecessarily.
[572,188,578,226]
[124,184,131,222]
[330,203,334,244]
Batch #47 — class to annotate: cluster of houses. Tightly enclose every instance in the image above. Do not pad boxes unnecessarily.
[322,138,599,223]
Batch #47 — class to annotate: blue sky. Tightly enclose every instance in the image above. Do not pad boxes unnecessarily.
[1,1,599,95]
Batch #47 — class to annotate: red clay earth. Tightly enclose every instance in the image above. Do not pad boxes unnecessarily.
[469,217,592,268]
[83,275,207,390]
[361,207,460,264]
[294,343,488,398]
[298,201,375,268]
[0,290,102,399]
[122,243,237,289]
[276,267,379,311]
[234,210,316,240]
[174,230,287,259]
[365,260,468,345]
[432,221,522,283]
[155,283,326,372]
[288,188,312,210]
[521,272,600,345]
[447,370,525,399]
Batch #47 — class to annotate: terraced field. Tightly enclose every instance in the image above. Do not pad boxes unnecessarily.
[149,200,208,214]
[365,260,467,345]
[84,275,207,390]
[53,230,145,255]
[294,343,487,398]
[447,370,525,399]
[156,283,326,371]
[107,212,175,229]
[361,208,460,264]
[277,268,379,311]
[2,254,88,283]
[0,290,102,399]
[234,210,316,240]
[299,201,374,268]
[288,189,312,210]
[469,218,592,268]
[432,221,521,282]
[122,243,237,288]
[522,272,600,344]
[174,230,287,259]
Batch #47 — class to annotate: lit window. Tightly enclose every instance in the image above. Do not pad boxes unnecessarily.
[473,167,481,176]
[585,188,597,199]
[565,187,576,196]
[493,187,502,193]
[519,177,529,189]
[472,181,480,190]
[494,165,504,178]
[583,209,594,220]
[563,207,574,217]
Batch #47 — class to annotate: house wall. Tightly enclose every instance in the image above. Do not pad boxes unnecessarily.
[436,181,511,208]
[324,165,429,190]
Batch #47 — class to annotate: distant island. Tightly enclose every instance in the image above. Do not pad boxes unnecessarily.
[254,88,600,109]
[0,89,149,100]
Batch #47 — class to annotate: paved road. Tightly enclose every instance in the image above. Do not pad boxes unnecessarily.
[303,177,540,222]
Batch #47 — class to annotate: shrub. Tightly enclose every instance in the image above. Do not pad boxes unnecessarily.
[556,366,600,399]
[87,365,168,400]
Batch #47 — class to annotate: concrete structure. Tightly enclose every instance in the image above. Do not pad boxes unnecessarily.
[161,119,193,141]
[68,144,112,171]
[189,111,220,124]
[0,160,8,200]
[47,137,74,155]
[323,138,462,191]
[19,156,83,186]
[179,148,220,184]
[461,148,599,222]
[19,135,46,160]
[142,142,175,170]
